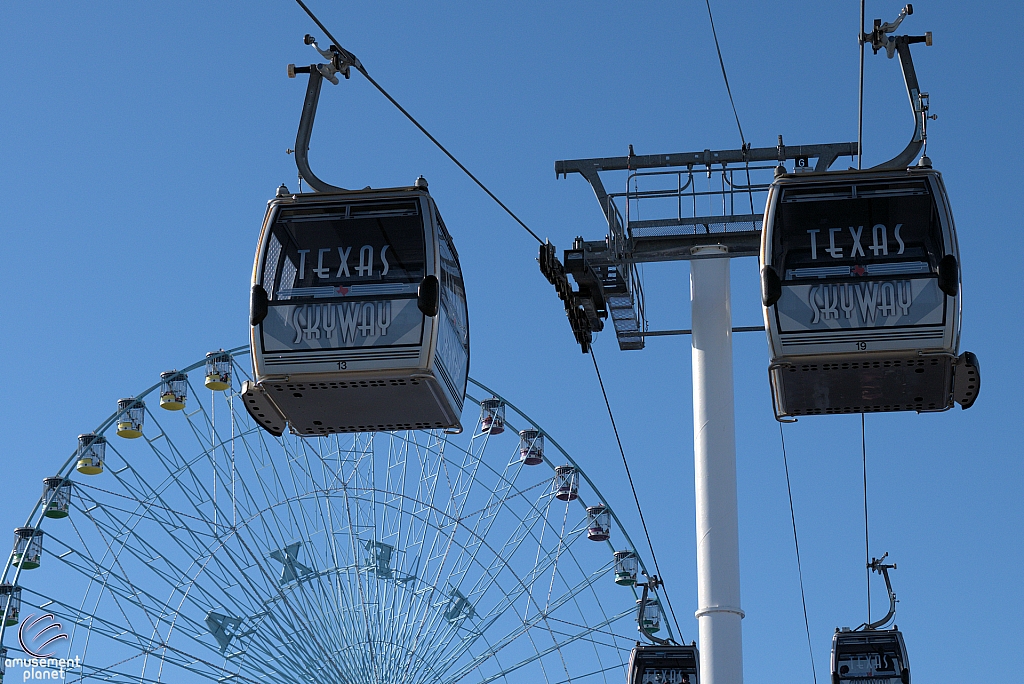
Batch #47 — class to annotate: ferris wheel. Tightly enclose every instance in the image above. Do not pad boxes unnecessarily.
[0,347,672,684]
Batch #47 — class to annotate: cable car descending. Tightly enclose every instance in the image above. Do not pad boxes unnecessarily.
[244,36,469,436]
[627,575,700,684]
[760,5,979,419]
[832,555,911,684]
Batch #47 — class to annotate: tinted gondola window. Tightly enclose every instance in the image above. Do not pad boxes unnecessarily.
[773,181,943,279]
[434,211,469,397]
[770,181,948,333]
[834,635,905,680]
[258,200,427,352]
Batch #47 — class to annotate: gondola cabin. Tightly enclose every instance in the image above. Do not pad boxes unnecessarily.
[204,351,232,391]
[245,180,469,436]
[42,477,72,519]
[628,644,700,684]
[518,429,544,465]
[614,550,638,586]
[0,583,21,627]
[831,628,909,684]
[553,465,579,501]
[586,504,611,541]
[760,165,979,418]
[480,398,505,435]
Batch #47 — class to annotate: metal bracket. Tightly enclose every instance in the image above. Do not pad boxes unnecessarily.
[863,5,935,170]
[539,241,605,353]
[545,140,858,352]
[862,553,899,630]
[636,576,672,646]
[286,35,365,193]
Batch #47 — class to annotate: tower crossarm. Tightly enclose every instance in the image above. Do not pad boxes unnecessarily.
[546,140,858,351]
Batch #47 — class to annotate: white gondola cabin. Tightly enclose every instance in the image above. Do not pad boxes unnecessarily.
[480,399,505,435]
[831,628,910,684]
[587,504,611,541]
[0,583,20,627]
[518,429,543,465]
[159,371,188,411]
[42,477,72,519]
[12,528,43,570]
[614,550,638,586]
[628,644,700,684]
[761,165,979,418]
[116,398,145,439]
[205,351,232,391]
[76,433,106,475]
[244,180,469,436]
[553,465,579,501]
[636,597,661,634]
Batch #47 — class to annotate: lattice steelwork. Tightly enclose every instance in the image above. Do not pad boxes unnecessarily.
[0,347,669,684]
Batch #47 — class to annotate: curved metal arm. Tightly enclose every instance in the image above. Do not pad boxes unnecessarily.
[293,66,346,193]
[866,6,934,170]
[864,554,898,630]
[637,577,672,646]
[288,35,365,193]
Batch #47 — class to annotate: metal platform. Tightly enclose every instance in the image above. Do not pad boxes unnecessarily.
[544,139,859,351]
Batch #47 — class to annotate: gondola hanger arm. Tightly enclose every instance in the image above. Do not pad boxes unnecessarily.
[865,5,935,171]
[862,553,899,630]
[636,575,673,646]
[285,35,365,193]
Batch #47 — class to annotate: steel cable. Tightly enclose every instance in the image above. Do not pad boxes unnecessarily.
[779,423,818,684]
[589,348,684,641]
[862,413,871,622]
[293,0,544,245]
[704,0,746,148]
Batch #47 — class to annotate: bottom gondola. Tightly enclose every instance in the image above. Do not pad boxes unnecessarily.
[628,643,700,684]
[831,628,910,684]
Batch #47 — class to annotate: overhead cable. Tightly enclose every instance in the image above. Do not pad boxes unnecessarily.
[858,0,866,169]
[293,0,544,245]
[779,423,819,684]
[704,0,746,148]
[862,413,871,622]
[589,348,683,640]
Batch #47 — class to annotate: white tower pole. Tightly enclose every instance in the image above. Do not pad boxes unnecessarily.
[689,248,744,684]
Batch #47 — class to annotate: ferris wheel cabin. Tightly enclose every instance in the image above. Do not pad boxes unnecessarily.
[760,165,979,418]
[244,182,469,436]
[831,628,910,684]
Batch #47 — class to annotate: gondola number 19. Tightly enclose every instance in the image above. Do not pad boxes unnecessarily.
[855,342,867,351]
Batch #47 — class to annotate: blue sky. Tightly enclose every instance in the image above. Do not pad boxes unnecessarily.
[1,1,1021,682]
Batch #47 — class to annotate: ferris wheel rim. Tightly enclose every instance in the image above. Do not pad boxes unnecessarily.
[1,346,673,683]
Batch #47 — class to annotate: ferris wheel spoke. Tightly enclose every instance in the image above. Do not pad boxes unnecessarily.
[70,483,269,634]
[53,516,257,671]
[226,521,358,672]
[403,511,584,681]
[441,556,619,682]
[9,354,644,684]
[450,605,635,684]
[229,533,352,682]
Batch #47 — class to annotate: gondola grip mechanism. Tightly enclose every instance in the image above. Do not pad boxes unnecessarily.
[288,34,366,193]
